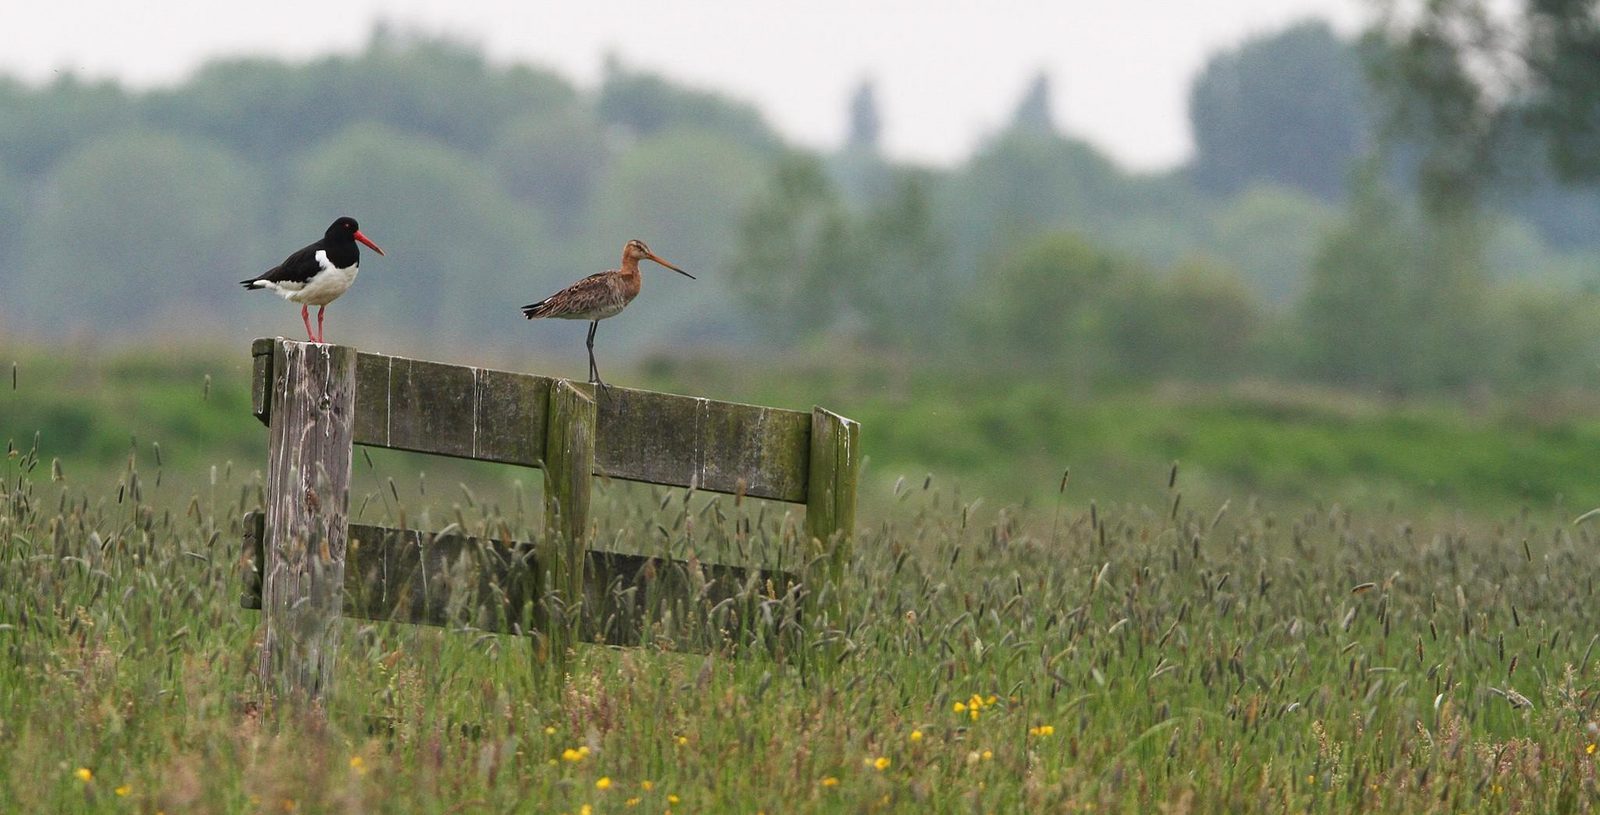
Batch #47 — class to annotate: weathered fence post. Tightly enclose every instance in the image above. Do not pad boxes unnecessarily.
[257,339,357,708]
[539,379,596,665]
[806,407,861,590]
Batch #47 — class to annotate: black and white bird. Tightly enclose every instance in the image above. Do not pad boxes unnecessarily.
[240,216,385,343]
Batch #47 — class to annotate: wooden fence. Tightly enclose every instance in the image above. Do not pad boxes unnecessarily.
[239,338,860,704]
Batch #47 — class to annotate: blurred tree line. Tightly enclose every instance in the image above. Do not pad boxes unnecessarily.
[1,21,1598,395]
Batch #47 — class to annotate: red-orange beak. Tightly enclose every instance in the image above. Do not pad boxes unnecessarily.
[647,253,694,279]
[354,230,385,256]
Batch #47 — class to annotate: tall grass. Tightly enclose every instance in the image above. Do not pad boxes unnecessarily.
[3,436,1599,813]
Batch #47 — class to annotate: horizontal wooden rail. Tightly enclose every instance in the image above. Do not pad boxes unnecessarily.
[241,512,802,648]
[252,339,812,502]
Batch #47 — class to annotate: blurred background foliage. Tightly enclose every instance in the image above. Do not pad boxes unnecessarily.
[3,18,1600,398]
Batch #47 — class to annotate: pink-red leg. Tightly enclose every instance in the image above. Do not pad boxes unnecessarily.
[301,305,315,342]
[316,306,326,343]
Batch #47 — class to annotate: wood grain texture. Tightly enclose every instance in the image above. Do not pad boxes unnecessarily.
[541,379,596,660]
[251,338,274,425]
[805,407,861,585]
[241,517,801,650]
[257,339,357,706]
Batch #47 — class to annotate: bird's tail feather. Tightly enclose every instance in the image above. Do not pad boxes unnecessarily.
[521,300,548,319]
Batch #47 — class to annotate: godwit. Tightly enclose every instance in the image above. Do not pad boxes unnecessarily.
[241,216,385,343]
[521,239,694,388]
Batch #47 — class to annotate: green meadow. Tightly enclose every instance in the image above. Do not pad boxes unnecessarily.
[4,344,1600,812]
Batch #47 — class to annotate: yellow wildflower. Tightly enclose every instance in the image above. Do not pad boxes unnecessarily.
[74,768,93,783]
[668,794,681,804]
[1589,743,1597,755]
[970,708,980,722]
[873,756,891,771]
[1029,725,1055,737]
[953,701,967,713]
[561,748,584,762]
[578,746,591,757]
[909,729,923,743]
[349,755,367,774]
[625,798,640,807]
[985,695,997,706]
[114,784,131,797]
[981,750,993,761]
[596,777,612,790]
[821,776,840,788]
[580,805,593,815]
[545,725,557,735]
[676,736,688,746]
[641,780,655,791]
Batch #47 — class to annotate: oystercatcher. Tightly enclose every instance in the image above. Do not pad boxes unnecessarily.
[240,216,384,343]
[522,239,694,389]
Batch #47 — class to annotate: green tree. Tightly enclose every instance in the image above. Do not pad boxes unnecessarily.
[851,171,954,347]
[1373,0,1600,210]
[0,75,134,177]
[597,60,781,155]
[17,130,263,332]
[1010,73,1057,136]
[946,132,1128,276]
[1205,184,1339,305]
[143,29,581,162]
[489,111,612,235]
[1107,260,1263,380]
[846,80,882,152]
[1297,169,1492,392]
[1489,284,1600,391]
[0,160,25,296]
[288,124,552,342]
[972,232,1141,376]
[1189,20,1370,200]
[727,155,854,343]
[583,128,768,345]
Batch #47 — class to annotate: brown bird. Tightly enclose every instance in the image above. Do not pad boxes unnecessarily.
[522,239,694,388]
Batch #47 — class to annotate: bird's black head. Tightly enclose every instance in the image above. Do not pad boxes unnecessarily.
[325,217,361,240]
[325,216,385,256]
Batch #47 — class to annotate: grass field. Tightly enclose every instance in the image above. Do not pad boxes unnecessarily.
[6,429,1600,812]
[6,344,1600,812]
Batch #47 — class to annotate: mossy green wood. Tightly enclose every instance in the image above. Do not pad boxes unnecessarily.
[252,341,811,502]
[258,339,356,709]
[540,379,596,663]
[805,407,861,587]
[241,512,801,650]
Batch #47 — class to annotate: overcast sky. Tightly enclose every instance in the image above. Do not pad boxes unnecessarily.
[1,1,1372,170]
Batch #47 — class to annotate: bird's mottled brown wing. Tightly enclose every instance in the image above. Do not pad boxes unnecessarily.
[522,271,628,320]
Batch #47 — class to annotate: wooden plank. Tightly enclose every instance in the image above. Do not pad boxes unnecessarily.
[258,339,357,706]
[348,352,552,467]
[595,388,811,502]
[251,338,274,426]
[265,340,810,502]
[241,510,264,609]
[541,380,596,662]
[345,524,536,632]
[805,407,861,586]
[240,521,801,648]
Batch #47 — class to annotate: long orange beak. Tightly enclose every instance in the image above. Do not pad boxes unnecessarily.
[647,253,694,279]
[354,230,385,256]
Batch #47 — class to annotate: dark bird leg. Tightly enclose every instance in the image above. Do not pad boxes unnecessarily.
[300,305,315,342]
[586,320,609,391]
[316,306,327,343]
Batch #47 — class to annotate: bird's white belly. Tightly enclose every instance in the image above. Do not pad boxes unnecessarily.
[277,252,358,306]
